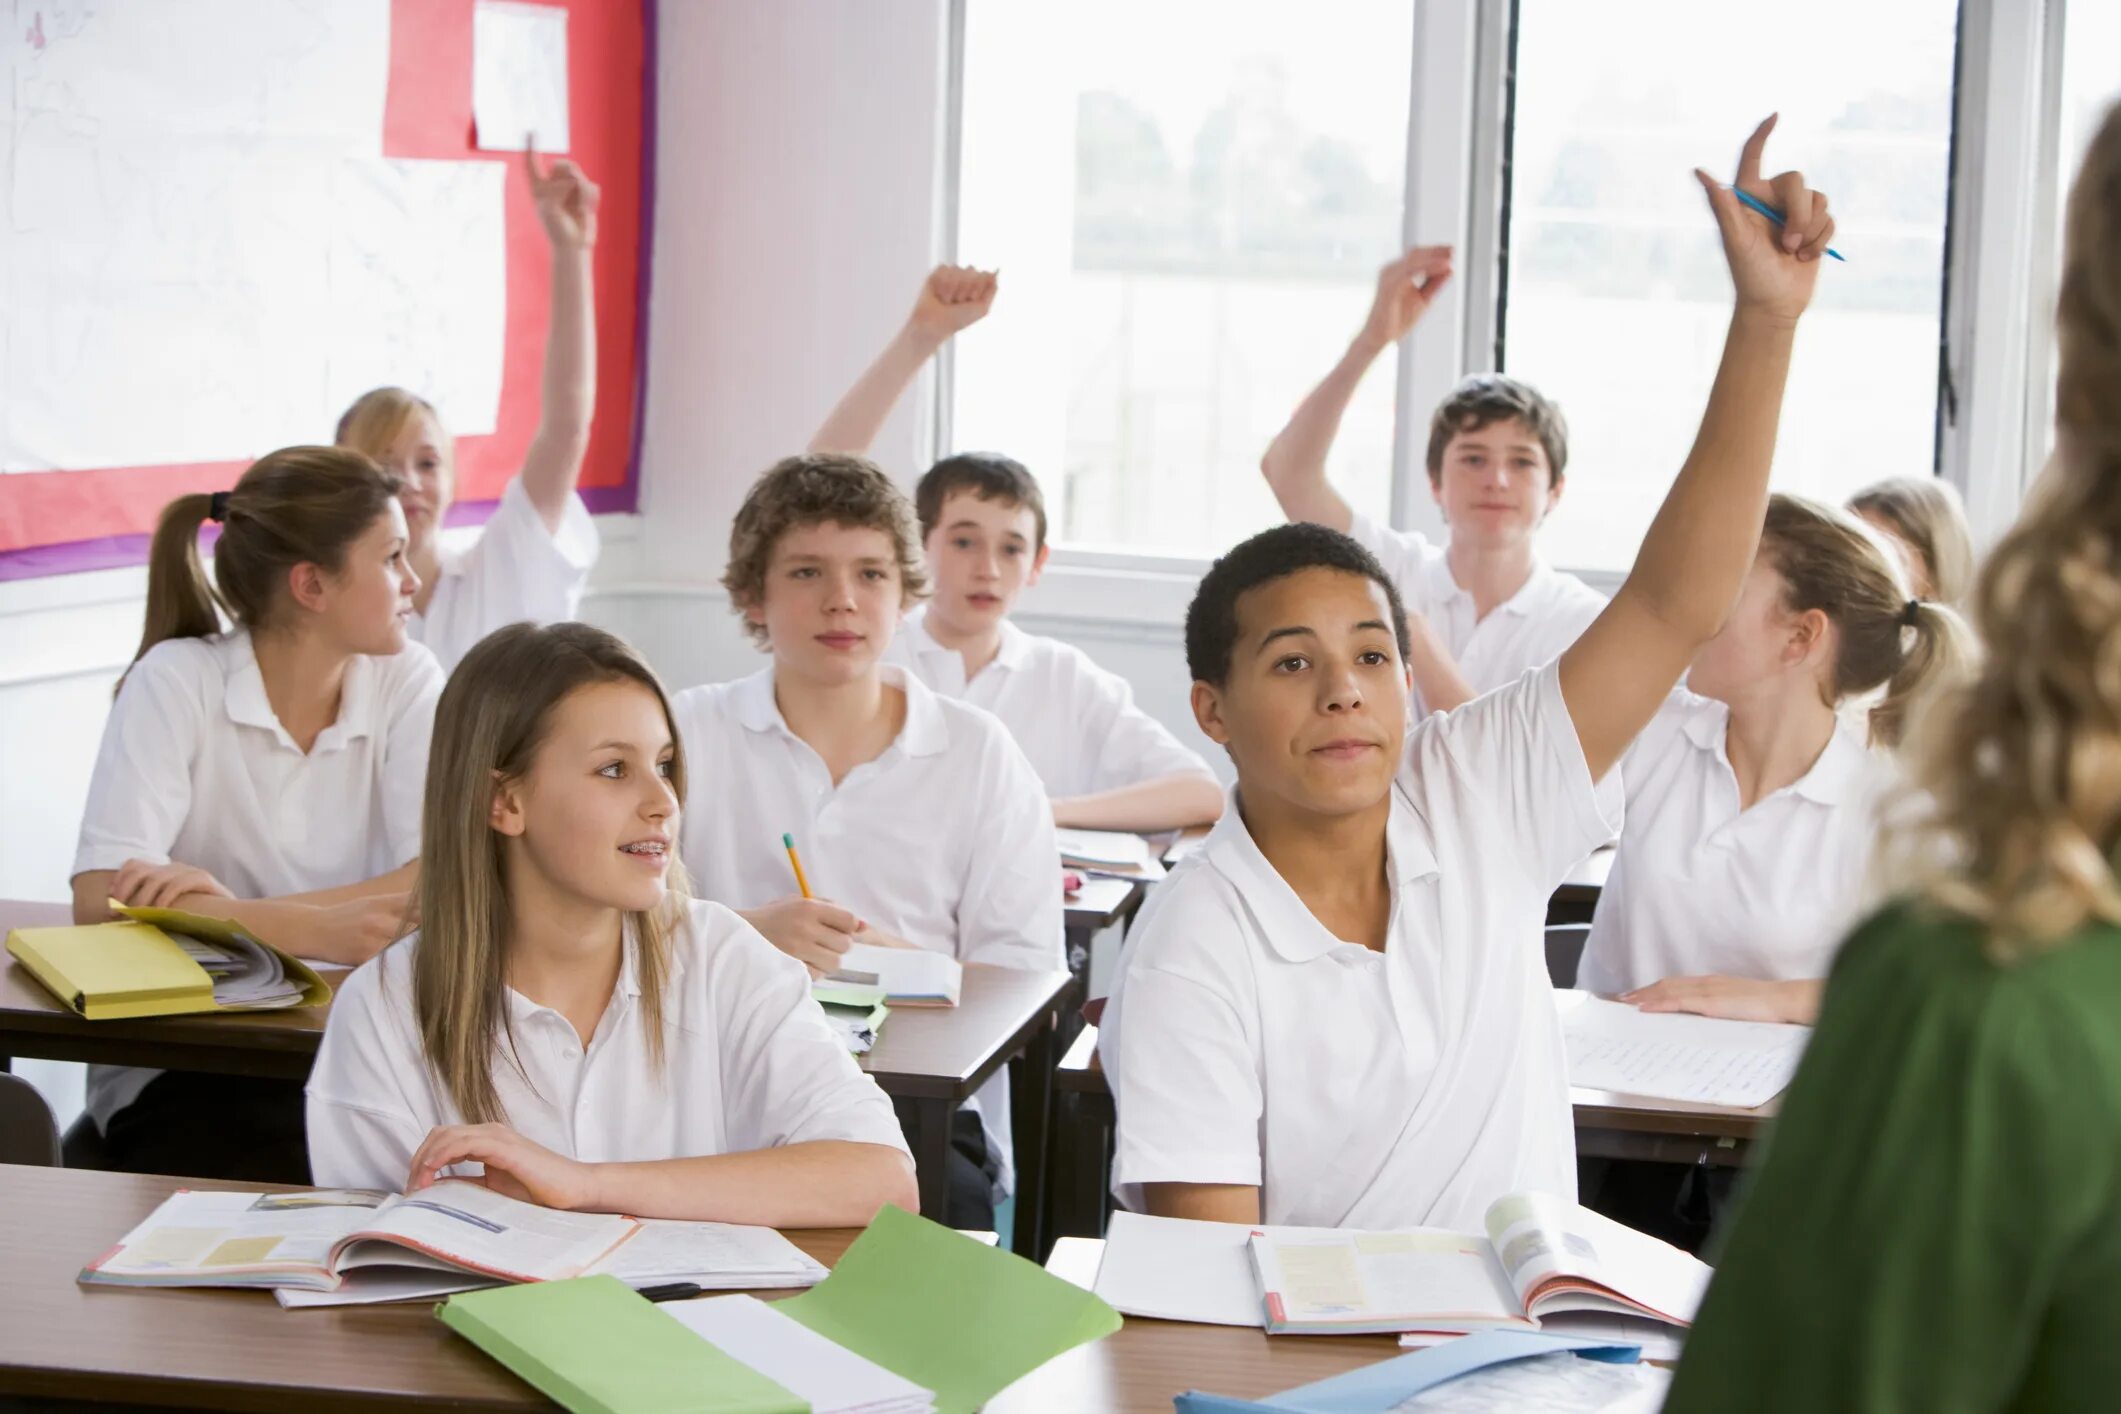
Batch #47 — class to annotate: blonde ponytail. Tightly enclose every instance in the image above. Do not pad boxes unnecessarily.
[1869,598,1978,749]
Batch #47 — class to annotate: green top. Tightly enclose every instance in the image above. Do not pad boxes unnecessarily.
[1667,903,2121,1412]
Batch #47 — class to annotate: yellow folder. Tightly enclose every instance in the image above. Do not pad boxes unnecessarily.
[4,904,330,1021]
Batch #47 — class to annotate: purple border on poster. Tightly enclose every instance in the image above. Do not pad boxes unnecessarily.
[0,0,657,586]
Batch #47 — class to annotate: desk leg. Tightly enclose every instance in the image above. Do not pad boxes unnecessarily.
[1009,1013,1058,1263]
[896,1096,956,1223]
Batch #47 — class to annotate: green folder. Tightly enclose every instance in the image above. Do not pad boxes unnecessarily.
[777,1205,1122,1414]
[437,1275,806,1414]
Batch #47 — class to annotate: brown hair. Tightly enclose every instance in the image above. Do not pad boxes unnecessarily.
[722,453,929,648]
[336,387,450,468]
[1884,102,2121,952]
[1759,493,1976,748]
[414,622,690,1124]
[1849,476,1975,607]
[915,452,1049,550]
[1426,375,1569,486]
[131,446,404,672]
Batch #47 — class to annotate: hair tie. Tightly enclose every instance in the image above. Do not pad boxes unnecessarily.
[1900,598,1922,628]
[207,491,231,523]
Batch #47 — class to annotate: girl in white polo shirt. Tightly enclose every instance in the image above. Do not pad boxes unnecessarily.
[1579,494,1975,1025]
[1259,249,1607,721]
[668,453,1063,1229]
[70,446,442,1181]
[1102,120,1837,1232]
[334,150,604,672]
[306,624,916,1221]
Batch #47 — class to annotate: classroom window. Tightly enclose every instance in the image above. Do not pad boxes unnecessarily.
[950,0,1414,556]
[1499,0,1960,575]
[2038,0,2121,459]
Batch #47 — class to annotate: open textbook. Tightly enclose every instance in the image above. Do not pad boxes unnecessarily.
[1056,828,1167,881]
[1251,1191,1710,1336]
[1094,1193,1708,1339]
[80,1183,826,1305]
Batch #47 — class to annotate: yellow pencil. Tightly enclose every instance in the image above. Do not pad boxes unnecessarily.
[782,832,813,899]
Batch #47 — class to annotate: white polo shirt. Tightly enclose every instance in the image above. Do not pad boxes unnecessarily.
[72,630,443,1126]
[1102,661,1622,1232]
[884,605,1214,799]
[668,664,1063,1191]
[412,477,600,672]
[304,898,911,1192]
[1347,513,1606,719]
[1577,692,1887,995]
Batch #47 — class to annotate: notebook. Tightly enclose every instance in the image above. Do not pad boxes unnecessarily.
[1559,992,1808,1108]
[812,982,890,1054]
[6,903,330,1021]
[82,1183,826,1303]
[1056,828,1167,881]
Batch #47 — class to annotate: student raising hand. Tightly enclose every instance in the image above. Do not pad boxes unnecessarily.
[811,265,999,454]
[527,145,600,250]
[1694,114,1835,315]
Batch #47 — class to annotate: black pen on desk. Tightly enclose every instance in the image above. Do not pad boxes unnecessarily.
[635,1281,704,1303]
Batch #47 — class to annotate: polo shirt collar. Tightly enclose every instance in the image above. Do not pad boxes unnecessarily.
[1682,697,1872,807]
[218,630,378,753]
[1429,552,1558,620]
[1208,785,1442,964]
[902,605,1033,676]
[730,663,951,759]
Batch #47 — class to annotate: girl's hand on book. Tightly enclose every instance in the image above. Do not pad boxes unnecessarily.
[111,858,234,910]
[407,1123,604,1211]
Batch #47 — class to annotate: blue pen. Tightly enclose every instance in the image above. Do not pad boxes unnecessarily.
[1728,186,1846,262]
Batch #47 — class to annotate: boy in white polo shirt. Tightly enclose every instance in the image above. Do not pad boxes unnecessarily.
[667,452,1063,1228]
[1102,123,1836,1231]
[812,266,1224,831]
[1261,247,1606,719]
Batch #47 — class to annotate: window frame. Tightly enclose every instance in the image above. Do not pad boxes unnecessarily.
[939,0,2062,619]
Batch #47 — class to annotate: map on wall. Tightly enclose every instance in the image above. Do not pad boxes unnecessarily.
[0,0,506,473]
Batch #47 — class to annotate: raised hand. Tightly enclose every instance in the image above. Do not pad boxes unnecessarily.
[1357,245,1454,353]
[527,146,600,251]
[1695,115,1833,323]
[908,264,999,344]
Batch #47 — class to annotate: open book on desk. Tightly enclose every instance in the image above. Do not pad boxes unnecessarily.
[1095,1194,1707,1339]
[1559,991,1808,1108]
[828,943,960,1007]
[1056,827,1167,881]
[80,1182,825,1305]
[1252,1191,1709,1337]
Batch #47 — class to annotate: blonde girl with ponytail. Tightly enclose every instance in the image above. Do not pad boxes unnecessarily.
[68,446,442,1181]
[305,623,916,1226]
[1848,473,1976,608]
[1578,492,1976,1027]
[1671,101,2121,1409]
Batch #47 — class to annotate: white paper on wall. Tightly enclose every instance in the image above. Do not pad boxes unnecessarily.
[0,0,509,472]
[473,0,570,154]
[326,158,508,437]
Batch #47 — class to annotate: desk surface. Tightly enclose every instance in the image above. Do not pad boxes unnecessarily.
[0,1165,1401,1413]
[1065,875,1145,931]
[2,901,1070,1104]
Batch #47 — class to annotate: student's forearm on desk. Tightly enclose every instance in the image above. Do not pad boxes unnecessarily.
[275,862,419,910]
[598,1143,920,1226]
[1052,774,1226,832]
[1144,1182,1261,1225]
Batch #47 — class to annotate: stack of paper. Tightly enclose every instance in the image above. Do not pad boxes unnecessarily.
[665,1296,933,1413]
[812,982,890,1054]
[829,945,961,1007]
[172,933,309,1009]
[1559,993,1809,1107]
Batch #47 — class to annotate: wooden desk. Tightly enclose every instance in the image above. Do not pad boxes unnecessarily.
[0,1164,861,1411]
[2,901,1074,1249]
[0,1164,1399,1413]
[860,964,1075,1256]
